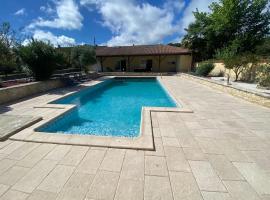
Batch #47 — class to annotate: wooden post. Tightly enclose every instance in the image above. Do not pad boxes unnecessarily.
[100,57,104,72]
[158,55,161,73]
[128,56,130,72]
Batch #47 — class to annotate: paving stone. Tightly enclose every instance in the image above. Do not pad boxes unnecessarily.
[7,142,39,160]
[145,138,164,156]
[164,146,191,172]
[0,184,9,197]
[86,170,119,200]
[183,148,207,161]
[0,159,16,176]
[114,179,143,200]
[76,149,106,174]
[214,139,251,162]
[0,166,29,186]
[144,175,173,200]
[56,172,94,200]
[27,190,57,200]
[59,146,89,166]
[178,134,199,148]
[223,180,261,200]
[44,145,71,161]
[0,189,29,200]
[201,191,233,200]
[189,160,226,192]
[0,141,24,155]
[145,155,168,176]
[242,151,270,173]
[195,137,223,154]
[16,144,55,168]
[12,159,57,193]
[169,171,202,200]
[162,137,180,147]
[233,162,270,195]
[121,150,144,181]
[100,148,125,172]
[0,141,12,150]
[38,165,75,193]
[208,154,244,181]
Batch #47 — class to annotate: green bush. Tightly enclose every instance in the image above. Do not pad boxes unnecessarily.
[18,40,59,81]
[256,64,270,88]
[195,63,214,76]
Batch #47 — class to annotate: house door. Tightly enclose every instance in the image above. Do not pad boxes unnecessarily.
[120,60,126,71]
[146,60,152,72]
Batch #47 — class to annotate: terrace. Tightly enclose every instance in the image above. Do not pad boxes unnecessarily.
[0,75,269,200]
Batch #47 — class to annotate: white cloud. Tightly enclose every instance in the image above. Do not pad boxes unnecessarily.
[28,0,83,30]
[14,8,26,16]
[23,30,76,47]
[81,0,185,46]
[179,0,216,34]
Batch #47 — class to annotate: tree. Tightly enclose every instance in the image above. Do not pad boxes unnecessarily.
[18,40,59,81]
[0,22,20,76]
[70,45,96,72]
[182,0,270,61]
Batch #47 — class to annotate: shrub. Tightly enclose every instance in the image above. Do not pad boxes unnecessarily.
[18,40,58,81]
[256,64,270,89]
[195,63,214,76]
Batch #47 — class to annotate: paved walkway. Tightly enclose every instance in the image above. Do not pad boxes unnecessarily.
[0,76,270,200]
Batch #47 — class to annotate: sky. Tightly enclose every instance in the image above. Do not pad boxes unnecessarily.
[1,0,216,47]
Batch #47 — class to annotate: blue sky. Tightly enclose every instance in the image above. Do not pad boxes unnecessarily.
[1,0,215,46]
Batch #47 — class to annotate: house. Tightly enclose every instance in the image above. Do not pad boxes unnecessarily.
[95,44,192,72]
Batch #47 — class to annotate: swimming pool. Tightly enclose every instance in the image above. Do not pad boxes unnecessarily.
[37,77,177,137]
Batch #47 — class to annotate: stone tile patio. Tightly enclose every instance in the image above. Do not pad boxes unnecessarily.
[0,76,270,200]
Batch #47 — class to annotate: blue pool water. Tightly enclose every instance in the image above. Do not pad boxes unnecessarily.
[38,78,177,137]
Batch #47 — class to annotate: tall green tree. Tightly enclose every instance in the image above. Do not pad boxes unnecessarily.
[182,0,270,61]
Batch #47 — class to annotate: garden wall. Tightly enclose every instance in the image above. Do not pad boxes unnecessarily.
[0,79,65,105]
[181,73,270,108]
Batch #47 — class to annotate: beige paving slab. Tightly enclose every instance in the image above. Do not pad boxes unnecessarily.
[0,189,29,200]
[16,143,55,168]
[233,162,270,195]
[183,147,207,161]
[145,155,168,176]
[223,180,261,200]
[145,138,164,156]
[144,175,173,200]
[76,149,106,174]
[7,142,39,160]
[0,184,9,197]
[27,190,57,200]
[100,148,125,172]
[242,150,270,173]
[114,179,143,200]
[59,146,89,166]
[38,165,75,193]
[56,172,94,200]
[178,134,199,148]
[201,191,233,200]
[189,160,227,192]
[0,166,29,186]
[164,146,191,172]
[12,159,58,193]
[86,170,119,200]
[214,139,251,162]
[44,145,72,161]
[0,159,17,176]
[121,150,144,181]
[162,137,180,147]
[0,141,12,150]
[0,141,24,155]
[169,171,202,200]
[207,154,244,181]
[195,137,224,154]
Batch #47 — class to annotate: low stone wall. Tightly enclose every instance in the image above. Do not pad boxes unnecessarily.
[0,79,65,105]
[100,72,176,76]
[181,73,270,108]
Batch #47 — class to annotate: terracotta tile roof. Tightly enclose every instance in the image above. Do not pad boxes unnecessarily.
[96,44,191,57]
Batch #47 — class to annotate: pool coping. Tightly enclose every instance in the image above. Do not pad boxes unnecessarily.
[9,76,193,150]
